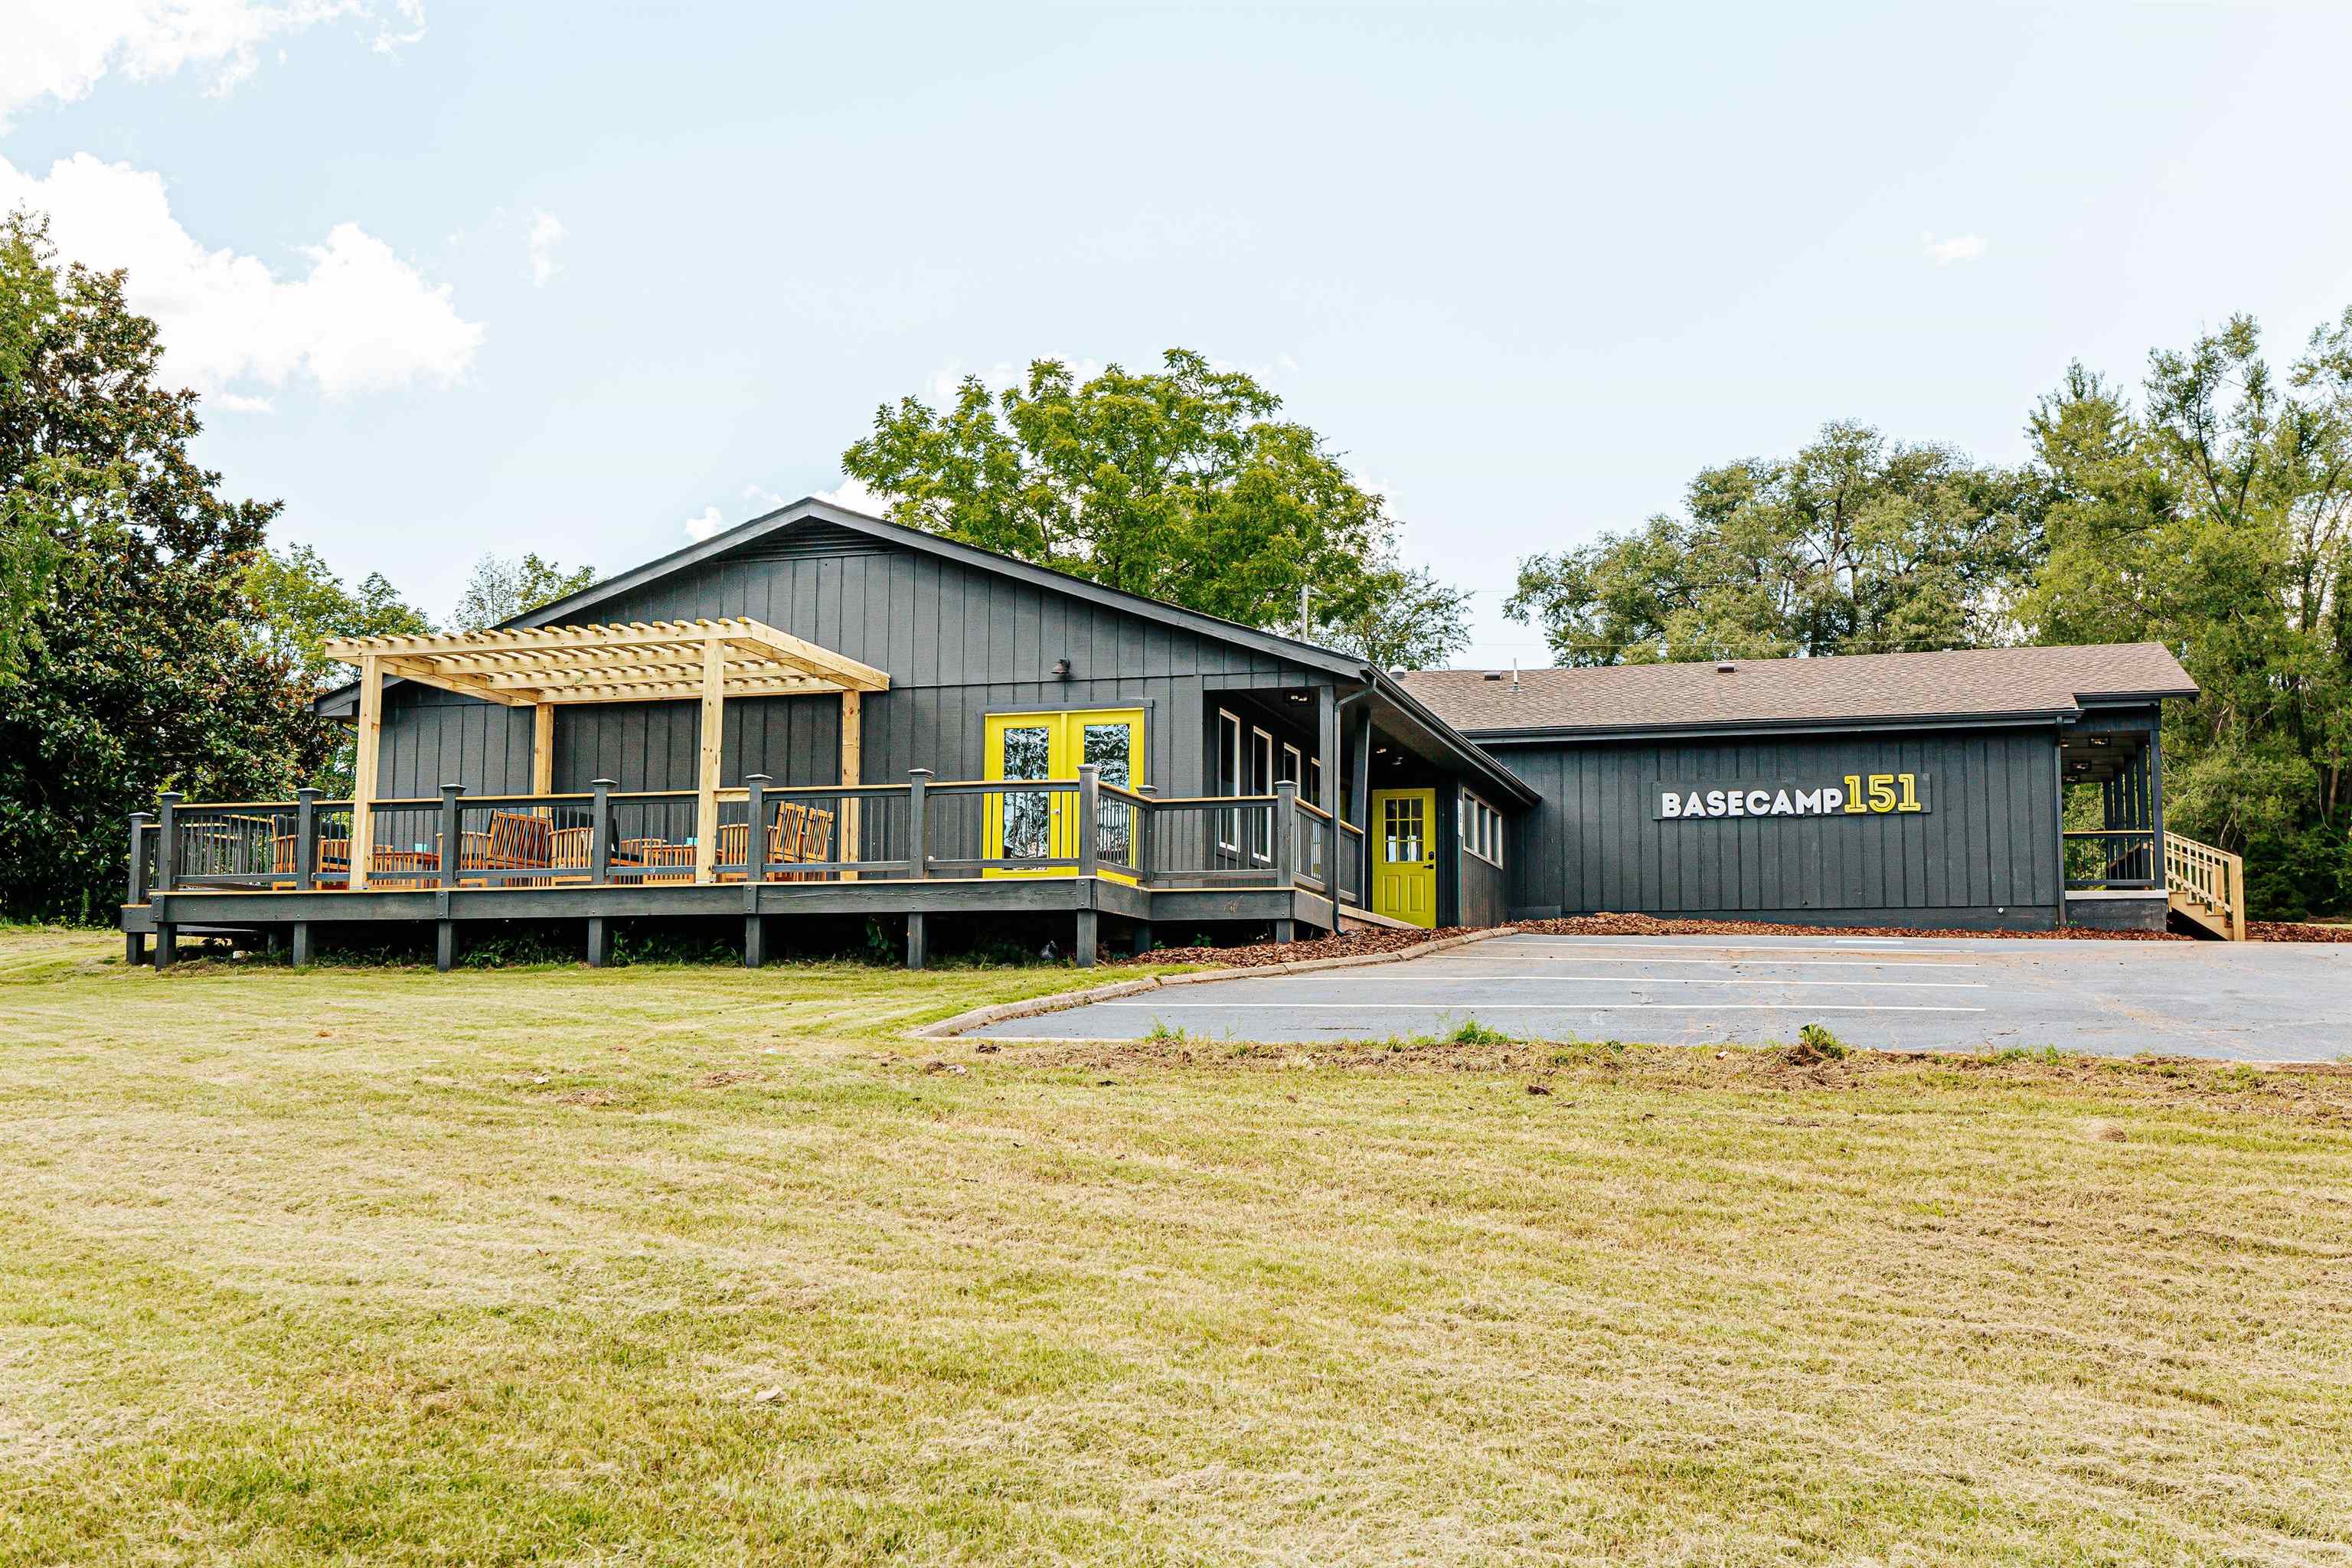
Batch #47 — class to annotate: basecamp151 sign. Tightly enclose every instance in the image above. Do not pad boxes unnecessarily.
[1656,773,1932,821]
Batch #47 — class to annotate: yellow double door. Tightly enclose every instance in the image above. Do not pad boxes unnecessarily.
[983,708,1143,880]
[1371,787,1437,928]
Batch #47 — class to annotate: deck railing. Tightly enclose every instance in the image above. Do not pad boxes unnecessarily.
[2063,828,2159,890]
[136,769,1367,906]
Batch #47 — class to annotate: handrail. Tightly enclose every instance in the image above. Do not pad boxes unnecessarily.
[2164,831,2246,941]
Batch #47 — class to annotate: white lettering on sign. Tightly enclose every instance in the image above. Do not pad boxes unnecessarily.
[1654,773,1930,820]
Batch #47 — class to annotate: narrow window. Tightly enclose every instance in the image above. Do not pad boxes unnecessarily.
[1250,728,1275,861]
[1215,710,1242,853]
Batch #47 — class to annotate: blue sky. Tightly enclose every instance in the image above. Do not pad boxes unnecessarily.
[8,3,2352,665]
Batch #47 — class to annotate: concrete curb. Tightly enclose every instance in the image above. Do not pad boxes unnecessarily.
[908,928,1510,1040]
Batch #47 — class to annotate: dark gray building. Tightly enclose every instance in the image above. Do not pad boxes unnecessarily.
[129,501,2207,970]
[1397,645,2198,932]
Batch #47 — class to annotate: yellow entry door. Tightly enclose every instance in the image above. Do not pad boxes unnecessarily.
[983,708,1144,880]
[1371,787,1437,928]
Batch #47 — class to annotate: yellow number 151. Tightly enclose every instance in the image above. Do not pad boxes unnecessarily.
[1844,773,1923,813]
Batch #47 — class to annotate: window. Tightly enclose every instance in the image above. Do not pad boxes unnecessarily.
[1461,789,1504,867]
[1250,728,1275,861]
[1215,710,1242,853]
[1308,756,1323,803]
[1280,743,1303,788]
[1000,724,1053,861]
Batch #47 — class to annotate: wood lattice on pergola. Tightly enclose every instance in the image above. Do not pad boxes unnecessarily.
[322,619,890,887]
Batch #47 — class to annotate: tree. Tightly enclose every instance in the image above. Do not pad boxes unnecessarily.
[0,213,332,923]
[841,349,1470,650]
[1507,422,2041,665]
[2020,315,2352,916]
[452,551,600,632]
[1314,565,1474,669]
[247,542,435,692]
[0,215,64,681]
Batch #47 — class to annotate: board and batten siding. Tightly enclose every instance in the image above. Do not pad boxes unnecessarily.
[370,524,1332,799]
[1496,727,2063,929]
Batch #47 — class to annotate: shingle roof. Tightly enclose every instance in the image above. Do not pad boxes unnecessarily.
[1394,643,2197,738]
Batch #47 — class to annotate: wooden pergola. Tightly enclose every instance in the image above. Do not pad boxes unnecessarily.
[322,619,890,888]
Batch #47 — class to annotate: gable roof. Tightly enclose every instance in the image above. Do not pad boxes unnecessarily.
[1395,643,2197,741]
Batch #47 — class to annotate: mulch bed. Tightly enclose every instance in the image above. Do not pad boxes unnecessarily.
[2249,920,2352,943]
[1115,926,1480,969]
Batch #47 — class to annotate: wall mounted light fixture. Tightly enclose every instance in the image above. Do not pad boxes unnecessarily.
[1050,658,1071,680]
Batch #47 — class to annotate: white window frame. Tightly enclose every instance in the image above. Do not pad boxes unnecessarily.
[1250,727,1276,861]
[1215,709,1243,853]
[1461,789,1504,868]
[1280,743,1303,788]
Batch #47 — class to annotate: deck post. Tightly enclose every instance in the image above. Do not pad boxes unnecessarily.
[295,789,320,891]
[1131,921,1154,956]
[1076,763,1101,879]
[590,779,615,884]
[290,922,313,966]
[1135,784,1155,885]
[1073,905,1097,968]
[906,912,927,970]
[436,920,456,973]
[1349,708,1373,902]
[586,916,611,968]
[839,691,863,881]
[1272,917,1295,944]
[531,702,555,795]
[906,769,931,878]
[1274,779,1297,888]
[438,785,463,889]
[694,640,724,885]
[155,792,181,894]
[743,913,766,969]
[350,653,381,891]
[125,812,153,965]
[1317,686,1342,898]
[743,775,770,885]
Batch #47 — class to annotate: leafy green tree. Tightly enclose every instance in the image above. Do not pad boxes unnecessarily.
[1507,422,2040,665]
[452,551,600,632]
[1314,564,1474,669]
[0,215,66,681]
[841,349,1468,648]
[2021,315,2352,916]
[0,214,332,923]
[247,542,435,691]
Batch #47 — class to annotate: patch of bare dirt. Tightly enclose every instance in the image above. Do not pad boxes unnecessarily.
[691,1069,761,1089]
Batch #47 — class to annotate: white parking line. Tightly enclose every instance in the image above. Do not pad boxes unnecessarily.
[1419,955,1981,970]
[1323,975,1987,989]
[1102,1002,1988,1014]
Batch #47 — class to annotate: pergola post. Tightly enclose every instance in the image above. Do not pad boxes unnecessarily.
[350,653,383,891]
[531,702,555,795]
[840,690,862,882]
[695,639,724,884]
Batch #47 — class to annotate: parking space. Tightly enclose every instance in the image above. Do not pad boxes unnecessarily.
[968,932,2352,1061]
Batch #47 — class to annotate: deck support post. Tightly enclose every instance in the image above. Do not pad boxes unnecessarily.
[1073,906,1097,968]
[743,914,766,970]
[1273,779,1297,888]
[744,775,770,886]
[1349,707,1373,900]
[586,916,611,969]
[439,784,463,889]
[1131,921,1154,957]
[1135,784,1155,884]
[126,811,154,965]
[436,920,456,973]
[590,779,615,884]
[1317,686,1341,898]
[290,922,313,967]
[531,702,555,795]
[153,907,176,969]
[906,769,930,879]
[294,789,320,890]
[906,911,927,970]
[1272,918,1295,945]
[1076,764,1101,880]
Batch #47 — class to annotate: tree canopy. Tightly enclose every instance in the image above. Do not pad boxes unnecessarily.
[1507,422,2040,665]
[841,349,1471,667]
[0,213,331,923]
[247,542,436,693]
[452,551,599,632]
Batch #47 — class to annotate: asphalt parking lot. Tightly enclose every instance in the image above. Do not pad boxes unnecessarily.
[969,932,2352,1061]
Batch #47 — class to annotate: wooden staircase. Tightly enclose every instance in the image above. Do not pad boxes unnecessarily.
[2164,831,2246,941]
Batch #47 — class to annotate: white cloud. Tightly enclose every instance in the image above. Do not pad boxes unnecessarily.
[743,484,786,512]
[817,476,895,518]
[683,505,727,542]
[525,209,564,286]
[0,152,484,399]
[1922,232,1988,266]
[1,1,426,127]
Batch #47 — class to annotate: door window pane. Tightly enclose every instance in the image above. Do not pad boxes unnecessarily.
[1001,724,1051,860]
[1084,722,1133,863]
[1384,796,1423,864]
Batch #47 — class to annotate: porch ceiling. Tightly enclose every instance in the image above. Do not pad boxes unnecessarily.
[319,618,890,707]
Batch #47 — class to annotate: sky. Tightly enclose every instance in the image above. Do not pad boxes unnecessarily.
[8,2,2352,668]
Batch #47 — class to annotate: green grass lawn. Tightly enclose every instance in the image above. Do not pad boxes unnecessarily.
[3,927,2350,1565]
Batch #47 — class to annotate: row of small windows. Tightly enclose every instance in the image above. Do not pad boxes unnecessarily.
[1461,789,1504,867]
